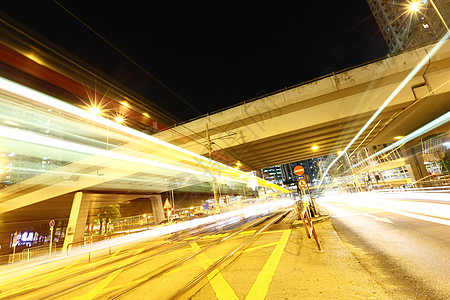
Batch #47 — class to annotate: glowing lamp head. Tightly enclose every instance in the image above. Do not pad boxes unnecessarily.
[115,116,124,123]
[311,145,319,151]
[89,106,101,116]
[410,2,420,12]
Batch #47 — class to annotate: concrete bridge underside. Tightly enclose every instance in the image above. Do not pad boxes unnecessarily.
[156,40,450,170]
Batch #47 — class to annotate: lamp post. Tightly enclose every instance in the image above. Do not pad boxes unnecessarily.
[205,123,221,214]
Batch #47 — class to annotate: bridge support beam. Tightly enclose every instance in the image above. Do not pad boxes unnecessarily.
[403,146,428,183]
[150,195,164,225]
[63,191,90,251]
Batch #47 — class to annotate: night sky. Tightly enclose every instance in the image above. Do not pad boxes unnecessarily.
[0,1,388,121]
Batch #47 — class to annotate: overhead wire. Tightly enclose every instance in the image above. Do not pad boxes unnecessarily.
[52,0,202,117]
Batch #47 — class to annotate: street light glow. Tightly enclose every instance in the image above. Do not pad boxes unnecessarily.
[89,106,101,116]
[115,116,124,123]
[410,2,420,12]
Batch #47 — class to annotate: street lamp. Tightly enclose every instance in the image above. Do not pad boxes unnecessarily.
[409,0,450,33]
[115,115,124,124]
[409,1,420,12]
[88,106,101,116]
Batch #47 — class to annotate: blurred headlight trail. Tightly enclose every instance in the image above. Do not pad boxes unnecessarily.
[0,75,289,213]
[18,198,293,267]
[317,31,450,188]
[318,192,450,226]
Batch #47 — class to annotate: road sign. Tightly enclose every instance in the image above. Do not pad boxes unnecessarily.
[13,231,18,245]
[298,174,310,181]
[163,198,173,210]
[49,219,55,227]
[298,179,307,188]
[294,166,304,176]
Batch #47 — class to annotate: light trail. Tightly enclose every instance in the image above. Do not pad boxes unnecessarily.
[0,76,289,203]
[0,198,293,274]
[317,31,450,188]
[352,111,450,168]
[71,198,292,254]
[318,191,450,226]
[0,76,233,170]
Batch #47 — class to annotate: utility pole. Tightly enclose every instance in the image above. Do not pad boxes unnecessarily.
[344,151,361,193]
[205,123,221,214]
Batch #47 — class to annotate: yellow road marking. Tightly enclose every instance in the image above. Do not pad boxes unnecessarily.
[244,242,278,253]
[199,233,229,239]
[110,246,124,258]
[71,247,145,299]
[245,229,291,300]
[44,254,88,280]
[199,229,283,241]
[70,269,122,300]
[190,241,239,300]
[0,261,54,286]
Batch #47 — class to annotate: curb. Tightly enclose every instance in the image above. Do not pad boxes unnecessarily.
[292,214,330,226]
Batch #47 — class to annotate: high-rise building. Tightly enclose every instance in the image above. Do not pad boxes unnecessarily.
[261,157,328,190]
[367,0,450,53]
[262,165,283,185]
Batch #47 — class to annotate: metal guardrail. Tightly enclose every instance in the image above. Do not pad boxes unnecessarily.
[8,243,56,264]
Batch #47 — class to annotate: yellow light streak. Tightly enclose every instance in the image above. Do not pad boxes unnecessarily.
[0,76,289,194]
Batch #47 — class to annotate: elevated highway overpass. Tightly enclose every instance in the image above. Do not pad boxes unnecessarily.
[155,40,450,170]
[1,29,449,256]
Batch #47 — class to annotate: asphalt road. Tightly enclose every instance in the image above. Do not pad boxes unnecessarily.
[318,191,450,300]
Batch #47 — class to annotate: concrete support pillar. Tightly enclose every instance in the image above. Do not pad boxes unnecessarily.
[150,194,164,225]
[402,146,428,183]
[63,192,90,251]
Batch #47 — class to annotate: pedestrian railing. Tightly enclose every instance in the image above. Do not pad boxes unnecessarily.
[8,243,56,264]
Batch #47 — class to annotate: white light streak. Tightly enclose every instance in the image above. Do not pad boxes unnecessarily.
[0,76,288,193]
[317,31,450,188]
[319,192,450,225]
[64,198,292,259]
[353,111,450,168]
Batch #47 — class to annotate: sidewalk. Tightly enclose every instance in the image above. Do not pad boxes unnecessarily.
[266,211,391,299]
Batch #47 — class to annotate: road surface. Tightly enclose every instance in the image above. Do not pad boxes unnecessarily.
[319,191,450,300]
